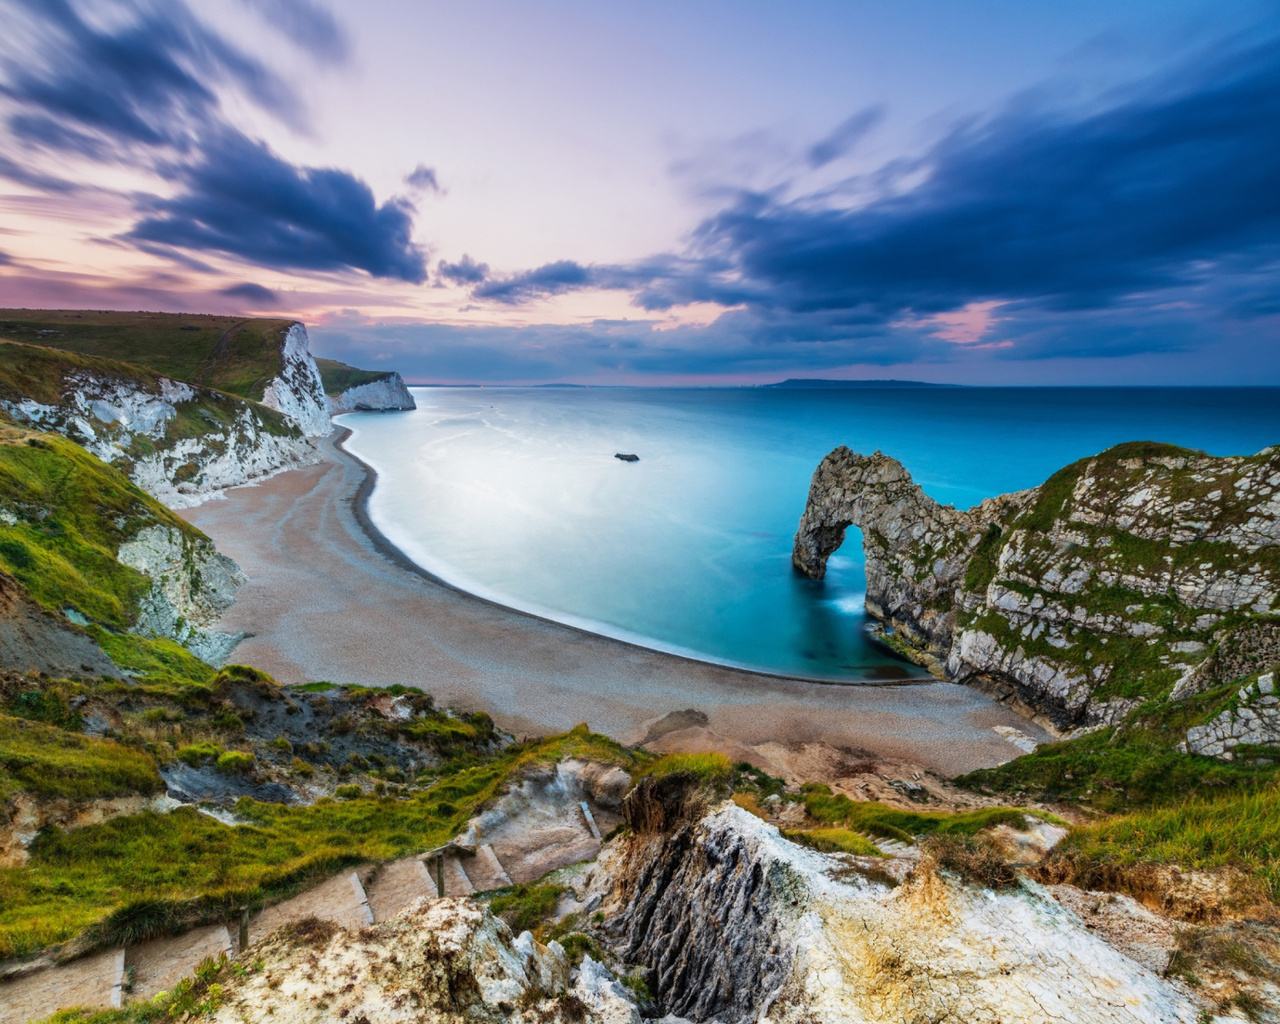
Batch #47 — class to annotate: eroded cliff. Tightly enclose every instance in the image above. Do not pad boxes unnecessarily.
[793,443,1280,733]
[0,341,320,508]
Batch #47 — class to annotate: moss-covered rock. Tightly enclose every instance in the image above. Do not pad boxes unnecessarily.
[794,442,1280,733]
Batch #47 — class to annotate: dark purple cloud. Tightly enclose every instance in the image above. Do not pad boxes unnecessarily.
[405,165,441,192]
[806,105,884,168]
[437,254,489,285]
[129,132,427,282]
[467,29,1280,365]
[0,0,426,283]
[243,0,350,63]
[219,281,279,304]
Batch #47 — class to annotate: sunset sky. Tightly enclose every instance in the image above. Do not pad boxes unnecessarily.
[1,0,1278,384]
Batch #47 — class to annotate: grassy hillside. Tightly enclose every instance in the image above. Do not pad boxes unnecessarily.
[314,357,393,396]
[0,419,219,683]
[0,310,297,401]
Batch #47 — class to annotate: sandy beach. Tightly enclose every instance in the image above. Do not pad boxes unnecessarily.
[180,429,1050,777]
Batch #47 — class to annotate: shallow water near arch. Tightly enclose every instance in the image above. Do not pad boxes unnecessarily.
[339,386,1280,681]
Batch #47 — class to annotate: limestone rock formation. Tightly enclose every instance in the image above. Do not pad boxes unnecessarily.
[117,524,247,665]
[207,898,639,1024]
[585,802,1202,1023]
[793,443,1280,732]
[316,356,416,413]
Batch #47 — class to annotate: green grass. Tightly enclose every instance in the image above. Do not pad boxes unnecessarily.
[0,428,204,626]
[314,358,392,396]
[0,729,635,962]
[786,828,882,856]
[486,883,566,932]
[799,785,1031,843]
[1054,785,1280,902]
[636,751,732,785]
[0,713,161,804]
[959,682,1280,811]
[0,310,298,402]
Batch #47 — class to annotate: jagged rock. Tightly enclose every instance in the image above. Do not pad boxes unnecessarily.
[1183,671,1280,759]
[117,524,247,665]
[590,803,1202,1023]
[207,897,634,1024]
[793,443,1280,731]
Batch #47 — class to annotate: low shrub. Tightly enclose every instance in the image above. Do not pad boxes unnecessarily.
[922,834,1018,889]
[334,784,362,799]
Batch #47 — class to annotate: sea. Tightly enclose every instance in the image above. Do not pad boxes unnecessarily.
[338,386,1280,682]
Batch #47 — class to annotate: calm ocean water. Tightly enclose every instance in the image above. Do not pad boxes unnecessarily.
[339,387,1280,681]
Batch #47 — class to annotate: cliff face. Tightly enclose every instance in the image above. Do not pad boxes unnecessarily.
[588,802,1200,1023]
[259,323,332,436]
[0,341,320,508]
[116,524,247,665]
[793,443,1280,732]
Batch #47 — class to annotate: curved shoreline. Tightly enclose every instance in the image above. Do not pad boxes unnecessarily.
[334,424,931,689]
[181,428,1049,775]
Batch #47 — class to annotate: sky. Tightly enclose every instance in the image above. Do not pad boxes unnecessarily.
[0,0,1278,384]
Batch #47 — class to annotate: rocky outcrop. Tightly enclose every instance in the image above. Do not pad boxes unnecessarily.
[326,371,416,414]
[0,343,320,508]
[1182,671,1280,759]
[260,324,332,436]
[207,897,640,1024]
[117,524,247,664]
[793,443,1280,731]
[590,802,1201,1023]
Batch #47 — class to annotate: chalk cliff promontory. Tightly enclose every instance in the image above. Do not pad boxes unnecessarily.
[794,443,1280,734]
[316,357,417,413]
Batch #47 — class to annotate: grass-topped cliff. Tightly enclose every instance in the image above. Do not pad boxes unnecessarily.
[0,416,240,679]
[0,310,297,403]
[314,357,396,395]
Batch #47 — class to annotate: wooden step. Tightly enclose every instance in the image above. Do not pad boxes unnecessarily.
[0,947,124,1024]
[366,856,438,922]
[249,869,374,945]
[460,843,513,892]
[126,924,232,1002]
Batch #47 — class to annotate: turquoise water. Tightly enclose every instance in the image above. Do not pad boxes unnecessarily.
[339,387,1280,681]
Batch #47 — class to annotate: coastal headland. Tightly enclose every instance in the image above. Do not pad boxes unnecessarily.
[181,429,1049,776]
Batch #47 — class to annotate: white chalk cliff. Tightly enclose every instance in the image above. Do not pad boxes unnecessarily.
[327,370,416,414]
[260,323,333,436]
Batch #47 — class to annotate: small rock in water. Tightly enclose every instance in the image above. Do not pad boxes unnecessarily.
[615,452,640,462]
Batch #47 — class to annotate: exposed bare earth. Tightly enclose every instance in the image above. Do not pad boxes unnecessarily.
[181,431,1050,777]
